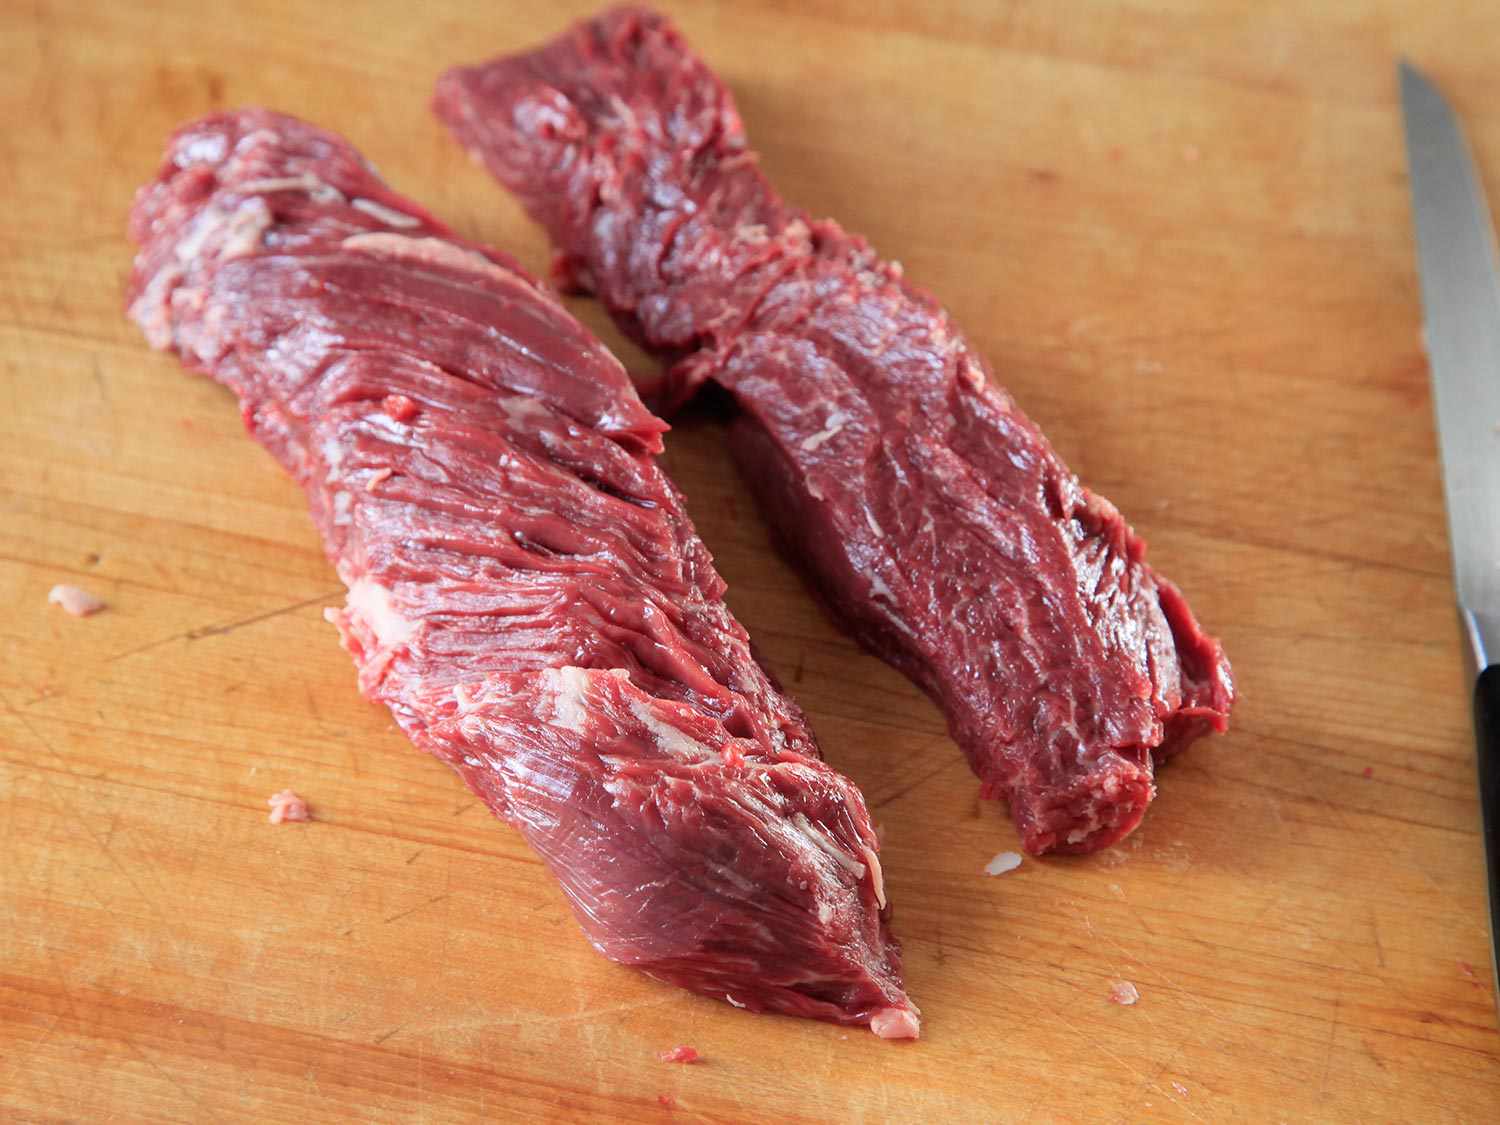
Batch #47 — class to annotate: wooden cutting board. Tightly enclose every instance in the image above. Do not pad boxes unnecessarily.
[5,1,1499,1119]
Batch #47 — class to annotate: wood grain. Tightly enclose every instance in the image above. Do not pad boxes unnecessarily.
[4,0,1499,1120]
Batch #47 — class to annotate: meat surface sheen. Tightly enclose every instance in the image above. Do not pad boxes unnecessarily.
[433,6,1236,855]
[126,109,915,1037]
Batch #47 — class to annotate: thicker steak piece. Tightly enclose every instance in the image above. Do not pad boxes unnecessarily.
[434,6,1235,856]
[126,109,916,1038]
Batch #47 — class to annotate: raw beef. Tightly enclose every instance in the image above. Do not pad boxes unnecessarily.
[126,109,915,1037]
[434,7,1235,855]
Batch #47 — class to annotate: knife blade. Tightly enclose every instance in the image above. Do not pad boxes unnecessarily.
[1399,59,1500,1013]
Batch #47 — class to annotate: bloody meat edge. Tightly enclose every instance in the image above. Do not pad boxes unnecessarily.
[433,6,1236,856]
[125,109,916,1038]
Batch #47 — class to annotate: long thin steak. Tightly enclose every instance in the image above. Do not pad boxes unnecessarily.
[434,6,1235,856]
[126,109,917,1038]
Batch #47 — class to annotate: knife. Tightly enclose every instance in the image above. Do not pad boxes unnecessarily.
[1399,59,1500,1012]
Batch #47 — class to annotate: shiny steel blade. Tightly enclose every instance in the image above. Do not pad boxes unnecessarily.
[1400,61,1500,671]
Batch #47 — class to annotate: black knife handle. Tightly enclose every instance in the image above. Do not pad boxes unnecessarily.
[1472,666,1500,1004]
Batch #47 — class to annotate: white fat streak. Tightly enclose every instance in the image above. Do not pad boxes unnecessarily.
[237,171,345,204]
[175,196,270,262]
[864,508,884,538]
[630,698,714,762]
[131,195,271,349]
[345,578,416,648]
[719,786,872,911]
[220,197,272,259]
[497,394,552,425]
[170,208,216,264]
[341,233,520,289]
[351,197,422,228]
[321,435,345,481]
[1066,808,1104,845]
[176,132,228,167]
[546,665,592,734]
[867,573,917,639]
[709,862,758,896]
[452,682,479,715]
[791,812,867,880]
[799,410,849,453]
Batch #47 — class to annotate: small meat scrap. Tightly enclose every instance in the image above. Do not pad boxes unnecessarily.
[48,584,106,617]
[382,393,419,422]
[1108,979,1141,1006]
[267,789,310,824]
[984,851,1023,876]
[868,1008,921,1040]
[658,1045,700,1064]
[657,1093,676,1109]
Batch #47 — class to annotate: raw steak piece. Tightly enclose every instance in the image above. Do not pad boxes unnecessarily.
[434,7,1235,855]
[126,109,915,1037]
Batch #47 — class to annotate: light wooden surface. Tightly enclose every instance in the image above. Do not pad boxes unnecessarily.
[4,1,1499,1120]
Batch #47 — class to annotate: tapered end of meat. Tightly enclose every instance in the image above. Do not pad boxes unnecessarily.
[1155,577,1235,759]
[984,571,1232,856]
[869,1007,921,1040]
[996,751,1156,856]
[422,665,915,1036]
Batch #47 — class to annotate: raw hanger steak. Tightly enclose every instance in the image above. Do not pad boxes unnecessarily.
[126,109,916,1038]
[434,6,1235,855]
